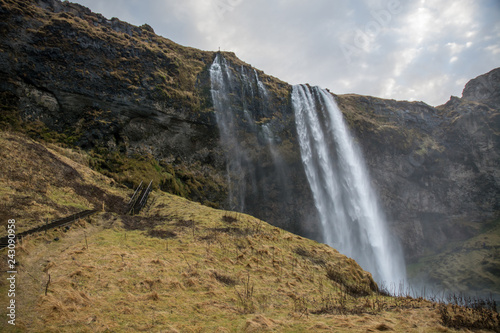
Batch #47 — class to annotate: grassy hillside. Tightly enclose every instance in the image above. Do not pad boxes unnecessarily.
[408,219,500,299]
[0,131,128,236]
[2,131,498,332]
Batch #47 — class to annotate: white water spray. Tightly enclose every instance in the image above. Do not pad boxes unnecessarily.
[209,54,273,211]
[292,84,406,285]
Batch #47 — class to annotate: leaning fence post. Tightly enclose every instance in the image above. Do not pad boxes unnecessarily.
[45,274,51,296]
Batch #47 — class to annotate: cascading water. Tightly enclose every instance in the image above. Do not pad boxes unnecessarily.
[209,53,277,212]
[210,53,404,285]
[292,84,406,286]
[210,54,251,210]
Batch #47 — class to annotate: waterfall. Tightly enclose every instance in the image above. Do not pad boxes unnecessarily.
[209,54,274,212]
[292,84,406,286]
[210,53,404,285]
[210,54,250,210]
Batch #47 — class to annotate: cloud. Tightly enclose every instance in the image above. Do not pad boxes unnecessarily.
[72,0,500,106]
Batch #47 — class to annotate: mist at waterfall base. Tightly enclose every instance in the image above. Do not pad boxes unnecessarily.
[210,54,406,287]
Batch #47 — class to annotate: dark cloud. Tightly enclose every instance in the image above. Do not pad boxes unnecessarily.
[72,0,500,105]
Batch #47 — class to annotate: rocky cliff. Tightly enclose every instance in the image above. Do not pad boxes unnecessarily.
[337,72,500,261]
[0,0,317,238]
[1,0,499,297]
[336,70,500,296]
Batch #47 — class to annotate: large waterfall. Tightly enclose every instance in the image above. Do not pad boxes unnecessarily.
[292,85,406,285]
[210,53,406,285]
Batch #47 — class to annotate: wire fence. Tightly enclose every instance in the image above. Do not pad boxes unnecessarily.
[0,209,98,249]
[0,179,153,249]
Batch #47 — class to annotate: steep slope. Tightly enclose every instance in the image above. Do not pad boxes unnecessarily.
[0,131,128,236]
[1,130,490,332]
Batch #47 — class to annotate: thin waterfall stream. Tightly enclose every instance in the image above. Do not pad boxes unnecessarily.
[209,53,276,212]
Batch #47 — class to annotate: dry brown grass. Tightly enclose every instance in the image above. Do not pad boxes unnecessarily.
[0,130,492,332]
[0,131,129,236]
[0,200,463,332]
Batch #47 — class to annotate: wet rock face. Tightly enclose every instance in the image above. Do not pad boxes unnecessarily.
[1,0,499,270]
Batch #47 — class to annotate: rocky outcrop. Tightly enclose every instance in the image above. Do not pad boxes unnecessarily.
[462,67,500,105]
[1,0,499,296]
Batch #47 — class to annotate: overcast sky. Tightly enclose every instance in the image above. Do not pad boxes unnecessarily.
[71,0,500,106]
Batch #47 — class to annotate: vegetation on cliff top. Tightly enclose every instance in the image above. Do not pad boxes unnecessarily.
[1,0,213,112]
[336,94,444,155]
[1,0,290,116]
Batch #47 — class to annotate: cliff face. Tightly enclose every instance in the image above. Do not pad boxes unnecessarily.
[0,0,216,151]
[1,0,233,208]
[337,75,500,262]
[336,70,500,296]
[1,0,499,296]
